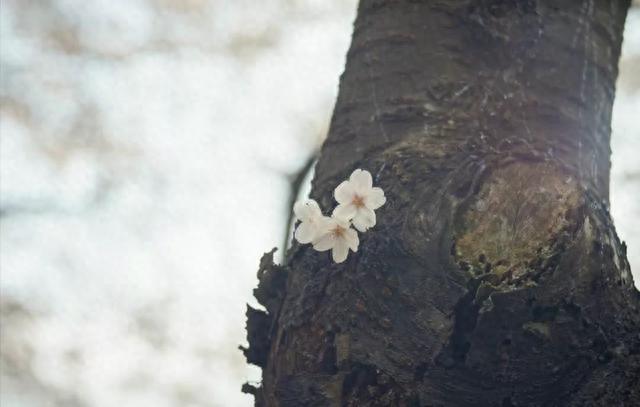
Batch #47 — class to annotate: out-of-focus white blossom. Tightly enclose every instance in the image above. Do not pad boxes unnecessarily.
[333,169,386,232]
[293,199,325,244]
[312,216,359,263]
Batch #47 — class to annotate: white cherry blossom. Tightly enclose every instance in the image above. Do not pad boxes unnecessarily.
[293,199,325,244]
[312,216,359,263]
[333,169,386,232]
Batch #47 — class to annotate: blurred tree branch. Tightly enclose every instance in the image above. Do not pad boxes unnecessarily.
[281,153,317,262]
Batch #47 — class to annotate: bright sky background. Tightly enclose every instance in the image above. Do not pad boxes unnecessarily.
[0,2,638,407]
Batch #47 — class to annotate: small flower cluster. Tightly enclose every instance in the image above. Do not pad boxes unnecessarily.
[293,169,386,263]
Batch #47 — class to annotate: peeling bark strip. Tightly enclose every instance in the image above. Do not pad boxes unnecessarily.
[245,1,640,406]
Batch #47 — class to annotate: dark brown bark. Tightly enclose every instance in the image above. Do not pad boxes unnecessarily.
[243,1,640,406]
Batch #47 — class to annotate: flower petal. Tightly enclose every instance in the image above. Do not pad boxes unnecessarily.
[306,199,322,218]
[333,203,357,221]
[294,221,316,244]
[293,200,306,221]
[350,169,372,193]
[332,239,349,263]
[334,181,355,204]
[352,207,376,232]
[365,187,386,210]
[293,199,321,222]
[313,216,333,238]
[344,228,359,252]
[313,233,335,252]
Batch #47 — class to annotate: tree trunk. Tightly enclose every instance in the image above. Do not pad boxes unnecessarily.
[243,1,640,405]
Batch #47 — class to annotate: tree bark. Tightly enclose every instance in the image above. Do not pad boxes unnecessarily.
[243,1,640,406]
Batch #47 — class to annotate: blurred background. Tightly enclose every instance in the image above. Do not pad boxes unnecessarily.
[0,1,638,406]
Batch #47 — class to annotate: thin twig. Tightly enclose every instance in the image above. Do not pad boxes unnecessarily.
[281,153,318,264]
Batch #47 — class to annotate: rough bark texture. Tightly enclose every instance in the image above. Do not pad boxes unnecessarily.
[243,1,640,406]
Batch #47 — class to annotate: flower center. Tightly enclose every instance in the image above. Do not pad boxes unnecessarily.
[352,194,365,208]
[331,225,345,238]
